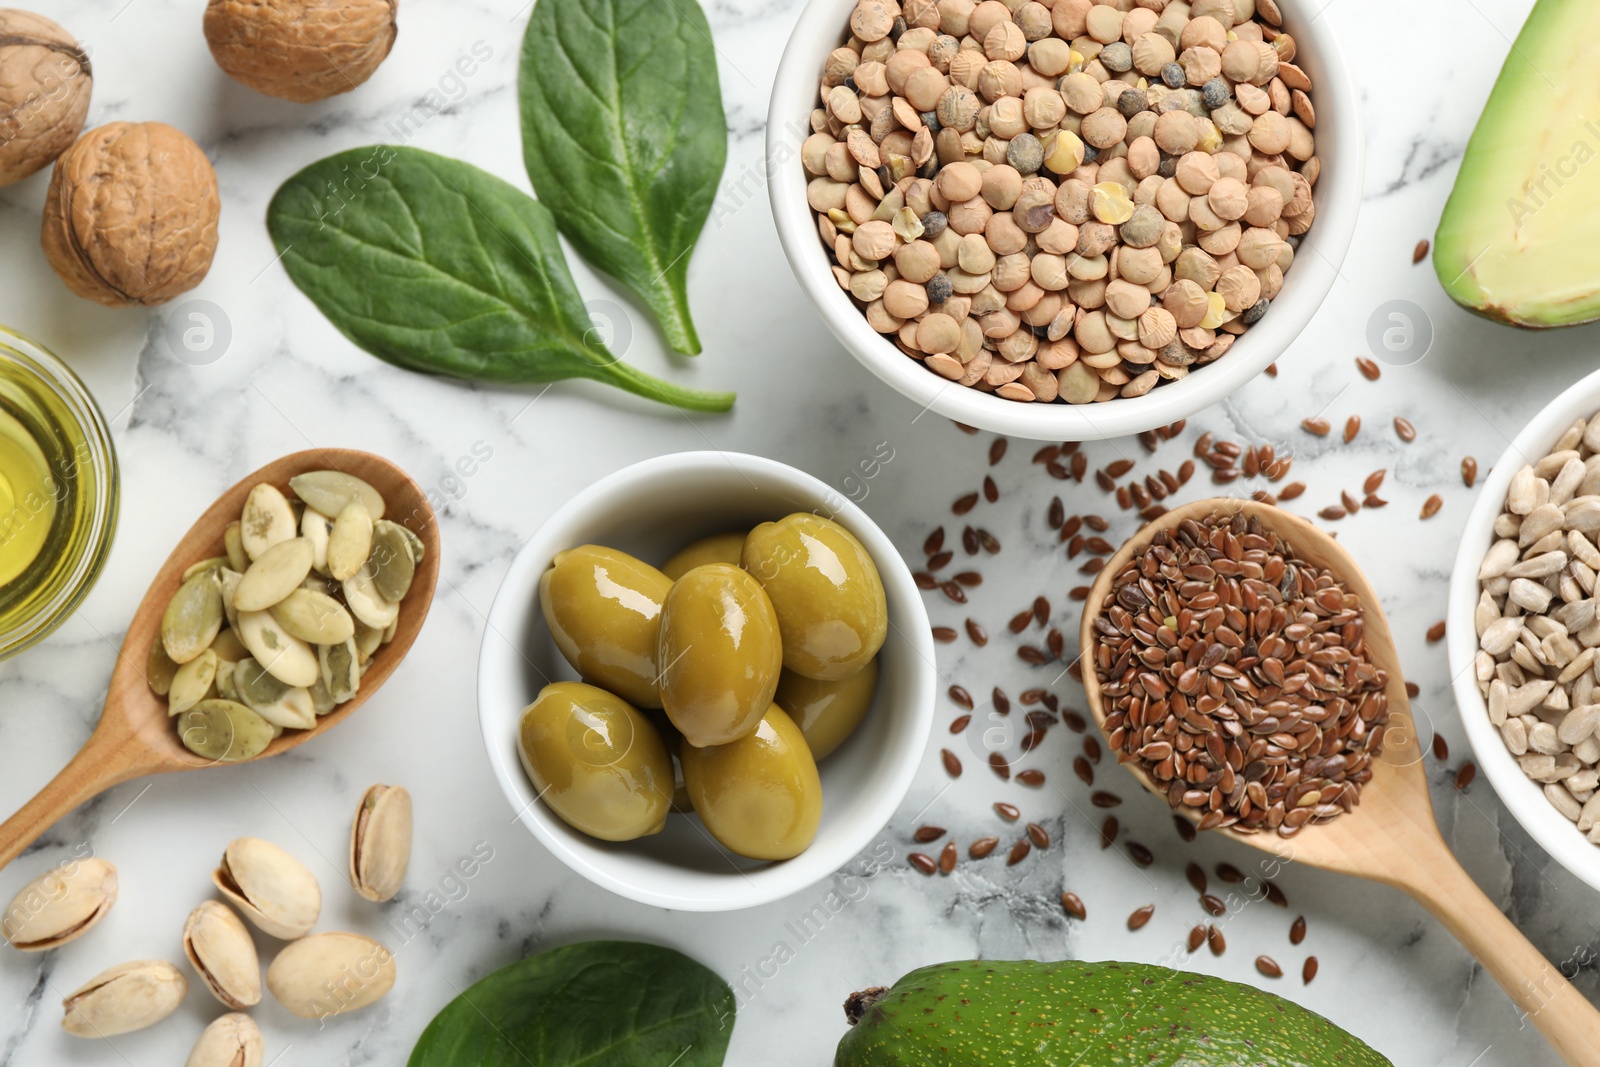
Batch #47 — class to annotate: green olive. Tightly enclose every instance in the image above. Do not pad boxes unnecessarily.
[680,704,822,861]
[775,658,878,760]
[742,513,888,680]
[540,545,672,708]
[517,681,674,841]
[658,564,783,747]
[661,531,747,581]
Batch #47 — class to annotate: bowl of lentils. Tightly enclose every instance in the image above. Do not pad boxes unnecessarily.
[768,0,1362,441]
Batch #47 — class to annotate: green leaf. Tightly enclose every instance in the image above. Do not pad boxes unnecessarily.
[267,146,733,412]
[520,0,728,355]
[407,941,735,1067]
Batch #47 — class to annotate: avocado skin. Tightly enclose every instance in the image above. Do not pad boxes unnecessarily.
[834,959,1392,1067]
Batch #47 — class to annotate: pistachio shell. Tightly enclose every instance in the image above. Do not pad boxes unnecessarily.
[234,537,314,612]
[343,570,398,630]
[185,1013,264,1067]
[162,571,224,664]
[327,501,374,582]
[289,470,386,522]
[182,556,229,582]
[240,483,296,561]
[269,587,355,645]
[349,785,412,902]
[147,635,178,697]
[214,837,321,940]
[61,960,187,1037]
[300,506,333,576]
[266,932,395,1018]
[370,520,416,602]
[183,901,261,1009]
[224,520,249,573]
[236,610,320,687]
[3,857,118,951]
[169,649,220,715]
[210,626,249,663]
[319,639,361,703]
[177,700,275,763]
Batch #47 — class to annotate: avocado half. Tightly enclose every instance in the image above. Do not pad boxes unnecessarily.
[1434,0,1600,327]
[835,959,1392,1067]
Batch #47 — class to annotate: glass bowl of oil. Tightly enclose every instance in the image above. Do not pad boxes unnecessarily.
[0,327,118,660]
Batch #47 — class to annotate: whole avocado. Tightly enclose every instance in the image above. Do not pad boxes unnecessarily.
[835,959,1392,1067]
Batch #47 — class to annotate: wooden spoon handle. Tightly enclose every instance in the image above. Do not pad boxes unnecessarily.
[1400,841,1600,1064]
[0,727,153,872]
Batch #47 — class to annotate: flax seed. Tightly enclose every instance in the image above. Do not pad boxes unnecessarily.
[1426,620,1446,642]
[953,571,982,587]
[1174,816,1198,842]
[932,626,957,642]
[983,475,999,503]
[1301,417,1330,436]
[1083,736,1101,762]
[1455,761,1477,790]
[1061,892,1087,920]
[1412,238,1430,264]
[1009,608,1034,633]
[1070,585,1090,600]
[954,422,978,435]
[1256,955,1283,978]
[1116,485,1132,509]
[969,837,998,859]
[924,528,945,555]
[1017,769,1046,786]
[1365,494,1387,508]
[1279,481,1306,500]
[1462,457,1478,487]
[1188,925,1207,952]
[1063,710,1087,732]
[989,753,1011,779]
[1071,452,1088,481]
[1263,881,1288,907]
[1096,469,1116,492]
[1127,842,1154,867]
[1357,356,1381,380]
[1302,956,1319,983]
[1216,863,1244,883]
[1139,430,1160,452]
[966,618,988,645]
[978,528,1001,553]
[995,802,1020,821]
[1266,363,1279,377]
[1363,469,1386,494]
[1091,791,1122,808]
[948,685,973,710]
[1033,445,1059,465]
[1290,915,1307,945]
[989,438,1007,465]
[953,492,979,515]
[928,550,953,570]
[1318,505,1346,520]
[993,687,1011,714]
[909,853,937,874]
[1127,904,1155,930]
[1099,815,1118,848]
[941,581,967,603]
[1421,494,1442,519]
[1431,733,1448,761]
[914,572,936,590]
[1343,415,1360,443]
[1032,596,1050,624]
[1395,416,1417,442]
[1406,681,1420,698]
[1341,490,1361,514]
[1186,863,1207,893]
[914,825,945,843]
[941,749,962,776]
[1178,459,1196,484]
[949,714,971,733]
[1048,497,1065,528]
[1074,757,1094,784]
[1208,924,1226,955]
[961,527,979,554]
[1007,839,1032,865]
[1027,822,1050,849]
[939,841,958,873]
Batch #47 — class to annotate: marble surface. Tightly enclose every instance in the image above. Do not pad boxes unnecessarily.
[2,0,1598,1063]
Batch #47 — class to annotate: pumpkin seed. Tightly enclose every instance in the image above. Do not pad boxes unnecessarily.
[147,635,178,696]
[234,538,315,612]
[354,619,384,663]
[301,507,333,575]
[215,660,239,702]
[178,700,275,763]
[182,556,229,582]
[240,484,296,561]
[234,659,316,730]
[162,571,224,665]
[309,676,337,715]
[233,656,289,706]
[235,610,320,688]
[397,522,425,564]
[170,649,220,715]
[369,521,416,602]
[223,520,249,573]
[382,617,398,645]
[218,568,242,632]
[288,471,385,522]
[327,502,373,582]
[269,588,355,645]
[210,627,249,664]
[343,570,398,630]
[319,639,360,704]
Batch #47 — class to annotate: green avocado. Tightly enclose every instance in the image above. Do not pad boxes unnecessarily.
[1434,0,1600,327]
[834,959,1391,1067]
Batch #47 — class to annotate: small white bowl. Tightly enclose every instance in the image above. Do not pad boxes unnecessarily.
[477,452,936,911]
[1449,367,1600,893]
[767,0,1364,442]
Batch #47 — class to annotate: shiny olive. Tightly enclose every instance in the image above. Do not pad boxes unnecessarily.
[658,564,783,748]
[661,531,747,581]
[517,681,674,841]
[540,545,672,708]
[775,658,878,760]
[742,513,888,680]
[680,704,822,861]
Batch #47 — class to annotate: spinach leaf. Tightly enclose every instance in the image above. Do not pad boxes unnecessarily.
[408,941,735,1067]
[520,0,727,355]
[267,147,734,412]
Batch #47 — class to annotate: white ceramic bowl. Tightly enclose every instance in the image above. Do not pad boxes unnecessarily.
[767,0,1364,441]
[477,452,936,911]
[1449,368,1600,893]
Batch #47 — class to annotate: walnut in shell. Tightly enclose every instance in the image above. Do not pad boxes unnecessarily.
[203,0,398,104]
[41,122,221,307]
[0,9,92,186]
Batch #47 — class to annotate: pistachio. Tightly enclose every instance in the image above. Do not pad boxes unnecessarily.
[289,470,386,522]
[369,520,417,602]
[234,537,315,611]
[223,520,249,573]
[3,857,118,951]
[169,649,221,715]
[183,556,230,582]
[234,657,316,730]
[240,483,296,561]
[327,501,374,582]
[61,960,187,1037]
[147,635,179,697]
[186,1013,264,1067]
[214,837,321,940]
[236,609,320,687]
[162,570,224,664]
[349,785,412,902]
[211,626,249,663]
[266,932,395,1018]
[178,700,276,763]
[300,506,333,575]
[183,901,261,1009]
[343,570,398,630]
[319,639,361,703]
[269,587,355,645]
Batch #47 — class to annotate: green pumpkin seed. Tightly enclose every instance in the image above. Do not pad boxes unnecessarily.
[234,656,290,707]
[288,471,386,522]
[354,620,384,664]
[147,636,179,696]
[319,639,361,704]
[327,502,373,582]
[241,484,296,561]
[224,521,249,573]
[169,649,220,715]
[210,627,249,664]
[177,700,275,763]
[236,610,320,688]
[215,660,239,702]
[382,617,398,645]
[218,569,243,632]
[343,571,398,630]
[182,556,229,582]
[162,571,224,665]
[235,538,315,612]
[269,588,355,645]
[369,521,416,602]
[250,685,316,731]
[398,523,425,565]
[301,508,333,576]
[309,676,337,715]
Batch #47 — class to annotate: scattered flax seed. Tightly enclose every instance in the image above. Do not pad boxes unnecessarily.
[969,837,998,859]
[1048,497,1065,528]
[966,619,988,646]
[1099,816,1118,848]
[1318,505,1347,521]
[932,626,957,643]
[1188,926,1207,952]
[1341,490,1361,514]
[989,753,1011,780]
[1091,791,1123,808]
[1027,822,1050,849]
[948,685,974,709]
[1016,769,1046,786]
[1420,494,1443,519]
[914,825,946,843]
[1008,608,1034,633]
[1017,644,1050,664]
[1071,452,1088,480]
[1413,238,1430,264]
[1106,459,1135,478]
[1356,357,1381,381]
[993,687,1012,714]
[1083,736,1102,763]
[1216,863,1245,883]
[949,715,971,733]
[1174,816,1198,842]
[954,422,978,435]
[988,438,1007,465]
[1290,915,1307,945]
[1127,904,1155,930]
[1256,955,1284,978]
[928,550,953,570]
[1364,494,1388,508]
[1301,417,1330,436]
[1007,839,1032,865]
[1208,924,1227,955]
[1456,762,1477,790]
[1395,416,1417,442]
[1033,596,1051,625]
[1127,842,1154,867]
[1343,415,1361,443]
[1263,881,1289,907]
[1074,757,1094,785]
[940,749,962,776]
[909,853,937,875]
[953,492,978,515]
[914,572,936,590]
[924,528,945,555]
[939,842,957,873]
[1302,956,1319,983]
[982,475,999,503]
[1201,894,1227,917]
[1406,681,1421,698]
[1363,469,1386,494]
[1186,863,1208,894]
[1426,620,1447,643]
[1033,445,1059,465]
[1266,363,1279,377]
[1279,481,1307,501]
[1461,456,1478,487]
[1061,892,1087,920]
[1431,734,1449,762]
[994,802,1020,821]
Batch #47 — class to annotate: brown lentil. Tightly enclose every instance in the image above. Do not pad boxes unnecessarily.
[1256,955,1284,978]
[1061,892,1087,920]
[1127,904,1155,931]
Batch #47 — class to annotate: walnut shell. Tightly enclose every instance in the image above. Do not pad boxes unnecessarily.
[204,0,397,103]
[41,122,220,307]
[0,9,92,186]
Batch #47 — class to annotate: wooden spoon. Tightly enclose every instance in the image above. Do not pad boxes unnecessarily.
[0,450,439,872]
[1080,498,1600,1065]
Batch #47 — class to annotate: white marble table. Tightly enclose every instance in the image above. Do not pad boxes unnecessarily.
[2,0,1595,1063]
